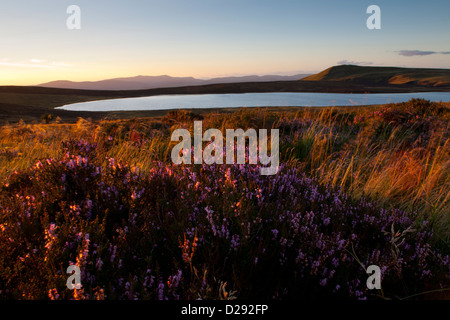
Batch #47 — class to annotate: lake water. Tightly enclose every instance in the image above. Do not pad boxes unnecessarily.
[57,92,450,112]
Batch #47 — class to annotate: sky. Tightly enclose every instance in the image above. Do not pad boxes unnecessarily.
[1,0,449,85]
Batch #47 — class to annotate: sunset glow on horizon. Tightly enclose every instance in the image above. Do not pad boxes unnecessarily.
[1,0,449,86]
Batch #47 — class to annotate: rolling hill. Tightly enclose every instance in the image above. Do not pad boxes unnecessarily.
[301,65,450,87]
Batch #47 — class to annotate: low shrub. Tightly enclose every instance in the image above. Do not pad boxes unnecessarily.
[0,140,448,300]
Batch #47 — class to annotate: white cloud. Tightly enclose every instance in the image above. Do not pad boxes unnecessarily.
[0,58,73,69]
[337,60,374,66]
[30,58,47,63]
[50,61,73,68]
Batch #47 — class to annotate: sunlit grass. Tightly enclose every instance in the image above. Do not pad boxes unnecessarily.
[0,99,449,300]
[1,100,449,242]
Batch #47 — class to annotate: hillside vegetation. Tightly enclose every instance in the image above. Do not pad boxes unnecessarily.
[302,65,450,87]
[0,99,449,300]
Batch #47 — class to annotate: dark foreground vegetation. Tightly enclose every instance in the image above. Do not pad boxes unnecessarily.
[0,99,449,300]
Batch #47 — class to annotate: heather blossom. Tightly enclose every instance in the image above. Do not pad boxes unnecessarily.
[0,135,448,300]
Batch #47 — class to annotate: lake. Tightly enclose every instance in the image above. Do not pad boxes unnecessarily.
[56,92,450,112]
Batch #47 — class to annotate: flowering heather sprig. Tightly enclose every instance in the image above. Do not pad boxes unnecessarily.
[44,223,57,251]
[76,233,90,268]
[48,288,59,300]
[0,139,448,300]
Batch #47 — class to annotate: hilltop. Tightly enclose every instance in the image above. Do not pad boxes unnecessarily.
[302,65,450,87]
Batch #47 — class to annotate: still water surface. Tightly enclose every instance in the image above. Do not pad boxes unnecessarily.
[57,92,450,112]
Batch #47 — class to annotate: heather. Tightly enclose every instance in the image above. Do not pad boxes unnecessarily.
[0,99,449,300]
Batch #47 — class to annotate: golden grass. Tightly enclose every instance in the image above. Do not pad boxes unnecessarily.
[0,104,449,242]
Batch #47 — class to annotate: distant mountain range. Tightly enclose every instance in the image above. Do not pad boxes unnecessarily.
[35,65,450,92]
[38,74,311,91]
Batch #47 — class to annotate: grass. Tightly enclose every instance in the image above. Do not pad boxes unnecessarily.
[0,99,449,300]
[1,101,449,238]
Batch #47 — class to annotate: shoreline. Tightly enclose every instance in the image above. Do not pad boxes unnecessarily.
[1,80,450,123]
[56,91,450,113]
[1,104,392,124]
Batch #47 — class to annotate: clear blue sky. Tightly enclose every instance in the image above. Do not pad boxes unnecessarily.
[1,0,449,84]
